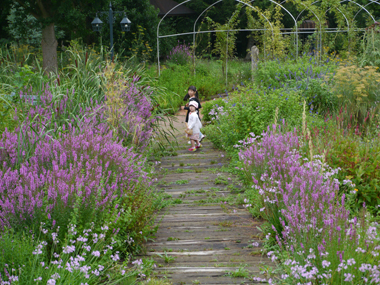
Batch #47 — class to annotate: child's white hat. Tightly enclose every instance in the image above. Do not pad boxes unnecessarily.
[189,101,199,109]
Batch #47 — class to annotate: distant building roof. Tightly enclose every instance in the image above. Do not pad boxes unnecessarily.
[150,0,196,16]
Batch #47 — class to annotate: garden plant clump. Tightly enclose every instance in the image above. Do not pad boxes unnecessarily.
[0,45,170,283]
[239,125,380,283]
[166,41,192,66]
[201,53,339,151]
[201,30,380,283]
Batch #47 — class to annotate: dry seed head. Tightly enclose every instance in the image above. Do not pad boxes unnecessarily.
[307,128,313,161]
[320,149,326,174]
[274,107,279,125]
[302,100,306,136]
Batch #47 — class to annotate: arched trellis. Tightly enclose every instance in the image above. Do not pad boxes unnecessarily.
[296,0,350,53]
[157,0,276,76]
[354,0,380,20]
[296,1,322,62]
[314,0,376,51]
[191,0,274,81]
[156,0,378,84]
[226,0,275,85]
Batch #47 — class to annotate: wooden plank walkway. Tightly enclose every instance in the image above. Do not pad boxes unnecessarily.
[143,115,270,284]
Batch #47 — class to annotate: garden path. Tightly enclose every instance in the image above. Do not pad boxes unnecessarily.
[142,111,270,284]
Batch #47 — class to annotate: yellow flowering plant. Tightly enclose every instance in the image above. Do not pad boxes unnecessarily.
[129,25,153,62]
[332,64,380,128]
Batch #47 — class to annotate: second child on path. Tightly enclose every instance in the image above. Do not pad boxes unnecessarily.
[186,101,202,152]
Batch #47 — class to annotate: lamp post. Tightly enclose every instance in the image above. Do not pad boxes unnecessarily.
[91,2,132,60]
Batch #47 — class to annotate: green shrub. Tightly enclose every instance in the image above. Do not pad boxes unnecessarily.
[331,137,380,215]
[254,55,337,89]
[203,86,311,151]
[202,98,227,122]
[251,55,339,117]
[301,78,337,115]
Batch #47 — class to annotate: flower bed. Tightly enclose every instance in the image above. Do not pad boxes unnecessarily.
[0,68,164,283]
[238,125,380,284]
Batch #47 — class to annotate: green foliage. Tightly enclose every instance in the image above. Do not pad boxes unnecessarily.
[302,119,380,216]
[246,2,286,58]
[0,97,18,136]
[203,85,312,151]
[2,64,48,94]
[156,252,177,264]
[202,98,226,122]
[332,64,380,125]
[332,140,380,215]
[104,0,160,60]
[0,226,136,284]
[252,55,339,116]
[0,229,37,279]
[172,179,189,185]
[254,56,337,89]
[301,78,337,115]
[129,25,154,62]
[206,4,242,74]
[4,0,159,62]
[224,265,250,278]
[214,174,229,185]
[7,4,65,46]
[102,184,164,256]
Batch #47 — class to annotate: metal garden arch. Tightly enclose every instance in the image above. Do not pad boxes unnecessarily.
[156,0,378,84]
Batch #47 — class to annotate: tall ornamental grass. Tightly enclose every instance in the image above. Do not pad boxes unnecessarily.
[239,125,380,284]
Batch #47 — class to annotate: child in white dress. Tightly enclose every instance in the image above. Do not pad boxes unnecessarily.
[186,101,202,152]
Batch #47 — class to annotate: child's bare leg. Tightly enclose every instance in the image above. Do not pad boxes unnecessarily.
[195,140,200,146]
[191,139,196,148]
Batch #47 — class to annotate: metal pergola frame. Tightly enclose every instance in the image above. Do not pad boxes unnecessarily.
[156,0,379,82]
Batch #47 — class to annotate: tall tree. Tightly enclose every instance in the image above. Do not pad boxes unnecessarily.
[8,0,160,71]
[10,0,107,73]
[0,0,12,44]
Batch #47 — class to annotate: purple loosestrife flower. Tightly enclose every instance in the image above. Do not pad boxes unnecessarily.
[112,79,156,149]
[0,85,153,230]
[238,125,380,283]
[167,42,192,65]
[0,127,150,229]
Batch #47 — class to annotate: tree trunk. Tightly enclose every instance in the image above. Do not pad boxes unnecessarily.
[41,23,58,73]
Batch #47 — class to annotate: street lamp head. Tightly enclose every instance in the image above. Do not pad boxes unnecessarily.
[120,16,131,32]
[91,16,103,32]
